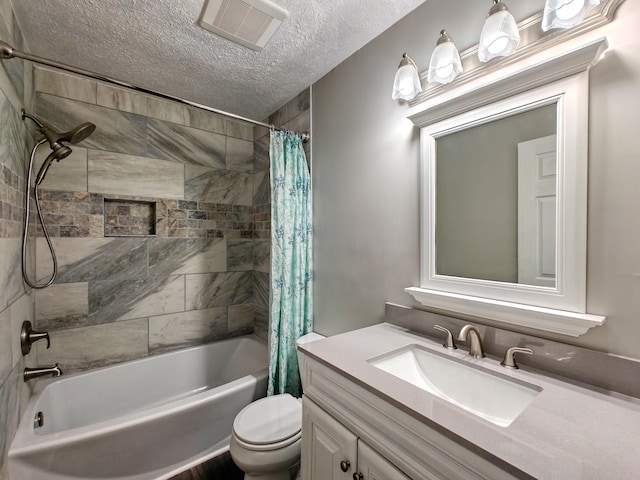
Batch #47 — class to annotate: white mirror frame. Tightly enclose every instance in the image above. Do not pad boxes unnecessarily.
[406,39,608,337]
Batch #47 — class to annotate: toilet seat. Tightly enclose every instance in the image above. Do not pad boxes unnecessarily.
[232,394,302,452]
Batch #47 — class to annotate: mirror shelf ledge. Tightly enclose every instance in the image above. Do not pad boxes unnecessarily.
[405,287,606,337]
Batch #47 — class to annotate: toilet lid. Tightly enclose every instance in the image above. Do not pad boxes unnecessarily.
[233,394,302,446]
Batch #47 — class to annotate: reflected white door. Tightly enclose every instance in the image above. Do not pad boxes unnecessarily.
[517,135,557,287]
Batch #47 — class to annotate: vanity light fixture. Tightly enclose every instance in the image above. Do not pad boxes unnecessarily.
[541,0,601,30]
[427,30,463,85]
[392,53,422,102]
[478,0,521,63]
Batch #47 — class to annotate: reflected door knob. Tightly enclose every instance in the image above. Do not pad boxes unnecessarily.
[340,460,350,472]
[353,473,364,480]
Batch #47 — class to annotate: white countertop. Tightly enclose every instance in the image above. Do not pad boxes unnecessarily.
[299,323,640,479]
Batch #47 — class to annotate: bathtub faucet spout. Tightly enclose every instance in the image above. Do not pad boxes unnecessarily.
[24,363,63,382]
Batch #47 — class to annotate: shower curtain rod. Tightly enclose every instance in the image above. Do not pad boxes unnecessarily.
[0,40,310,142]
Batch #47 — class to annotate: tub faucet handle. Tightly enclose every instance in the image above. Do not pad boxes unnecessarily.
[434,325,457,350]
[501,347,533,369]
[21,321,50,355]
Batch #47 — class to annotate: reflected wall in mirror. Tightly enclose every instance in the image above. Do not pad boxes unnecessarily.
[435,103,557,287]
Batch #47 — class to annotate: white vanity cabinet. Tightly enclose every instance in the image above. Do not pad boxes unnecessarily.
[300,354,525,480]
[302,396,409,480]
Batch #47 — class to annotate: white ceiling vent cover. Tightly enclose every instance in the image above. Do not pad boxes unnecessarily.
[199,0,289,51]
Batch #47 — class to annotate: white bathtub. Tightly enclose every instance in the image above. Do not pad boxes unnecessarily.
[9,335,268,480]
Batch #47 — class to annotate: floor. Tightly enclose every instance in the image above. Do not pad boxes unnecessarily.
[169,452,244,480]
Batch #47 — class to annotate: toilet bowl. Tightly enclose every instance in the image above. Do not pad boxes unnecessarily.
[230,332,324,480]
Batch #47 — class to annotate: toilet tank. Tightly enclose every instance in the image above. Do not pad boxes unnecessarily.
[296,332,325,391]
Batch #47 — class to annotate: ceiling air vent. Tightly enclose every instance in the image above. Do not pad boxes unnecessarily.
[199,0,289,51]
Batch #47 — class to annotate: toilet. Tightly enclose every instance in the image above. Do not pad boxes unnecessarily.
[230,332,324,480]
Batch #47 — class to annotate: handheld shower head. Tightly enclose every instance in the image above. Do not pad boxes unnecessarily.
[21,109,96,161]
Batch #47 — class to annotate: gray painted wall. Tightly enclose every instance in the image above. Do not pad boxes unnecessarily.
[312,0,640,359]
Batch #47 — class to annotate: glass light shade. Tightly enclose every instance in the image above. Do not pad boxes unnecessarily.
[541,0,601,31]
[428,31,463,85]
[392,53,422,101]
[478,2,520,63]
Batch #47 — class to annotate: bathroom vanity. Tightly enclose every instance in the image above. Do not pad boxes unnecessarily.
[298,323,640,479]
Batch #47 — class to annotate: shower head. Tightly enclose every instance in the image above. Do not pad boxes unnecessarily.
[21,110,96,161]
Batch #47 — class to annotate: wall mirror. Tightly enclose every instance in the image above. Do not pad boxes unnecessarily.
[405,39,608,337]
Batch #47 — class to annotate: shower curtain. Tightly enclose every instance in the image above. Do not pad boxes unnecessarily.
[267,130,313,397]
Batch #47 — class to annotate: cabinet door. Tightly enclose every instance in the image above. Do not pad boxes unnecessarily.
[356,440,410,480]
[302,397,358,480]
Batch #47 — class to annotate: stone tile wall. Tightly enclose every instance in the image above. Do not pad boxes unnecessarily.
[0,1,36,478]
[31,65,266,373]
[252,88,311,340]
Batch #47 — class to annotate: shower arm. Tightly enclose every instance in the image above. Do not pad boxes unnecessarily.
[0,41,309,143]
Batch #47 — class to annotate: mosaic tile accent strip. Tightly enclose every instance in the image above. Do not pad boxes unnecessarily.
[33,192,260,239]
[34,191,103,238]
[0,164,23,238]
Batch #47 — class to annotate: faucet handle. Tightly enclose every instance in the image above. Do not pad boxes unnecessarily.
[501,347,533,369]
[434,325,457,350]
[21,321,50,355]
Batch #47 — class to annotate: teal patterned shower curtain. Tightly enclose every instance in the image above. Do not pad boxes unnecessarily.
[267,130,313,397]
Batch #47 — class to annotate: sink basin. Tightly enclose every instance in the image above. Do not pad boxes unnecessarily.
[369,345,542,427]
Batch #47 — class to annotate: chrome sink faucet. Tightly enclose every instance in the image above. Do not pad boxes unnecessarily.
[24,364,63,382]
[457,325,485,358]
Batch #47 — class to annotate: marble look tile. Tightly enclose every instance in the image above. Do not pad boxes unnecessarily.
[149,307,227,354]
[0,61,19,117]
[36,93,148,157]
[36,318,148,373]
[0,238,24,313]
[254,271,269,308]
[268,107,287,131]
[254,123,269,142]
[253,304,269,341]
[285,110,311,138]
[226,137,253,173]
[35,146,88,192]
[35,282,88,331]
[228,239,254,271]
[147,119,225,168]
[148,238,226,275]
[96,84,147,116]
[0,305,12,385]
[0,90,27,176]
[146,97,190,126]
[36,237,148,284]
[0,0,13,38]
[87,150,184,199]
[185,165,252,206]
[254,239,270,273]
[34,67,97,104]
[253,170,270,206]
[3,52,23,103]
[89,275,184,324]
[188,109,226,135]
[185,272,253,310]
[0,370,18,479]
[228,304,254,336]
[253,134,269,172]
[285,89,310,123]
[226,120,253,141]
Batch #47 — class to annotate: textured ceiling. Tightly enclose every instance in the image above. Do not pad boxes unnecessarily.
[12,0,427,121]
